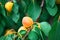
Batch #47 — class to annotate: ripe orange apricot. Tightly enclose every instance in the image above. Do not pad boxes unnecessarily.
[22,17,33,28]
[4,29,16,36]
[18,26,27,32]
[5,1,13,12]
[56,0,60,4]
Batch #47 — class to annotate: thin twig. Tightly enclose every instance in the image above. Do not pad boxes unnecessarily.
[22,28,31,40]
[58,16,60,22]
[41,0,44,7]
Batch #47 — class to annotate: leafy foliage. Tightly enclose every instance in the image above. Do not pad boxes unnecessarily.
[0,0,60,40]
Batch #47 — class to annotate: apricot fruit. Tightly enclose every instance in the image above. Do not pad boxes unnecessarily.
[4,29,16,36]
[22,17,33,28]
[5,1,13,12]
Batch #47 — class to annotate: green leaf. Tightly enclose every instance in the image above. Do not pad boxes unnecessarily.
[19,30,27,35]
[0,5,6,17]
[46,5,58,16]
[40,22,51,36]
[21,0,27,12]
[49,21,60,40]
[27,1,41,21]
[0,0,7,5]
[12,3,19,14]
[13,0,17,3]
[45,0,49,4]
[0,24,4,36]
[32,25,41,36]
[0,36,5,40]
[0,15,1,21]
[28,30,38,40]
[40,8,50,21]
[48,0,56,7]
[9,34,16,39]
[53,13,59,23]
[45,0,55,7]
[12,13,20,23]
[11,3,19,23]
[5,17,15,27]
[1,20,5,27]
[5,34,16,40]
[16,37,21,40]
[5,36,12,40]
[23,0,31,5]
[28,24,41,40]
[0,19,6,27]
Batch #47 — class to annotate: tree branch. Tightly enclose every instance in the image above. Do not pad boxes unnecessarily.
[22,28,32,40]
[41,0,44,7]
